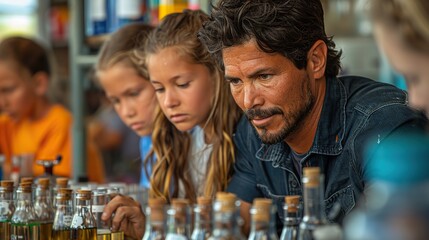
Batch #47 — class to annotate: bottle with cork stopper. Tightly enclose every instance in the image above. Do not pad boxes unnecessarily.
[0,180,15,239]
[166,198,191,240]
[248,198,279,240]
[34,177,55,239]
[52,188,74,240]
[280,195,301,240]
[70,189,97,240]
[208,192,245,240]
[10,182,38,240]
[191,196,213,240]
[142,197,167,240]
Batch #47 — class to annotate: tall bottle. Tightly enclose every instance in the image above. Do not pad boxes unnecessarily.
[166,198,191,240]
[191,196,213,240]
[34,178,55,240]
[70,189,97,240]
[280,196,301,240]
[10,182,39,240]
[298,167,326,240]
[52,188,74,240]
[142,197,167,240]
[208,192,245,240]
[0,180,15,240]
[248,198,278,240]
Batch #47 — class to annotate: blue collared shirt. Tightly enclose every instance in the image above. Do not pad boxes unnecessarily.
[227,75,428,229]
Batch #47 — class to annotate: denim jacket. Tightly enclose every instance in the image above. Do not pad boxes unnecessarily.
[227,76,428,228]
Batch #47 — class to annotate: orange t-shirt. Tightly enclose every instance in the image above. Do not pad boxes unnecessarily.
[0,104,105,183]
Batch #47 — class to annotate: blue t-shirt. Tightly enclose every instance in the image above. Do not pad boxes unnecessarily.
[140,135,154,188]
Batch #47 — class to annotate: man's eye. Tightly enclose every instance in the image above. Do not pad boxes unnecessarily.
[154,88,165,93]
[259,74,272,80]
[226,78,241,85]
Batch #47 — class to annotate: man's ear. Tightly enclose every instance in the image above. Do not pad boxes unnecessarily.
[307,40,328,79]
[33,72,50,96]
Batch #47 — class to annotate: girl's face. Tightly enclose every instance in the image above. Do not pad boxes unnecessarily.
[0,60,36,120]
[374,23,429,117]
[146,47,214,132]
[97,64,157,136]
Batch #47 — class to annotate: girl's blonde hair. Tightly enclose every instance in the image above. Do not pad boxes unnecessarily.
[370,0,429,53]
[143,10,242,202]
[95,23,154,80]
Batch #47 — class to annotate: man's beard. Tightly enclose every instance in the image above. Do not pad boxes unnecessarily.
[245,80,315,144]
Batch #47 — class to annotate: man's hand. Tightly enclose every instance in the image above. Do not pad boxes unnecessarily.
[102,194,146,239]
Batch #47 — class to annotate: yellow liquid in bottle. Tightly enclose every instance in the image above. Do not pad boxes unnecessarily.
[0,221,11,239]
[39,222,53,240]
[52,229,72,240]
[97,229,111,240]
[111,231,124,240]
[72,227,97,240]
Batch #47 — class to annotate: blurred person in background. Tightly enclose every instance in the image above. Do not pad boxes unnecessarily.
[343,1,429,240]
[101,10,242,239]
[371,0,429,117]
[0,36,105,182]
[95,23,157,188]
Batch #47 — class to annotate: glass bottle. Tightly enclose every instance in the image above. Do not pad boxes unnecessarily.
[10,182,39,240]
[0,180,15,240]
[208,192,245,240]
[70,189,97,240]
[191,196,213,240]
[280,196,301,240]
[52,178,69,210]
[298,167,327,240]
[142,197,167,240]
[248,198,279,240]
[34,178,55,240]
[166,198,191,240]
[106,187,124,240]
[91,188,111,239]
[52,188,74,240]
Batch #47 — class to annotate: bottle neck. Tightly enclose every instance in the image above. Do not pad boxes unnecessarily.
[166,205,190,237]
[193,204,212,231]
[302,180,326,224]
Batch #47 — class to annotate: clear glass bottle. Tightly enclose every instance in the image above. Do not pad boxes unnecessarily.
[70,189,97,240]
[0,180,15,240]
[52,188,73,240]
[142,197,167,240]
[52,178,69,210]
[106,187,124,240]
[280,195,301,240]
[248,198,279,240]
[208,192,245,240]
[191,196,213,240]
[34,178,55,240]
[10,182,39,240]
[91,188,111,239]
[298,167,327,240]
[165,198,191,240]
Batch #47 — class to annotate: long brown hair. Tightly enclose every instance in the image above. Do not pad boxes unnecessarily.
[143,10,242,202]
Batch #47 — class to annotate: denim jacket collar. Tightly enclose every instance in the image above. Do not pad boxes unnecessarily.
[256,76,346,162]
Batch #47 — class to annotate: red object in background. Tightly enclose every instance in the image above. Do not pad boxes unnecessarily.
[50,5,69,44]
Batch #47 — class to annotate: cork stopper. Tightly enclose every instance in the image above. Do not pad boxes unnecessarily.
[303,167,320,187]
[285,195,300,213]
[57,188,73,200]
[20,177,34,184]
[1,180,14,191]
[197,196,212,206]
[56,177,69,188]
[172,198,190,207]
[76,189,92,200]
[252,198,272,222]
[38,178,50,189]
[215,192,237,212]
[148,197,167,222]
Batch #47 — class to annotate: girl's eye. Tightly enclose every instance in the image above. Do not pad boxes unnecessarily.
[154,88,165,93]
[177,82,190,88]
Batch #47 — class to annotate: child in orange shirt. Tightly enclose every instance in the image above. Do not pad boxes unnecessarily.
[0,36,105,182]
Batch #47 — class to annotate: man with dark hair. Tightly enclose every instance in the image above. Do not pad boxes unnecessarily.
[198,0,428,234]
